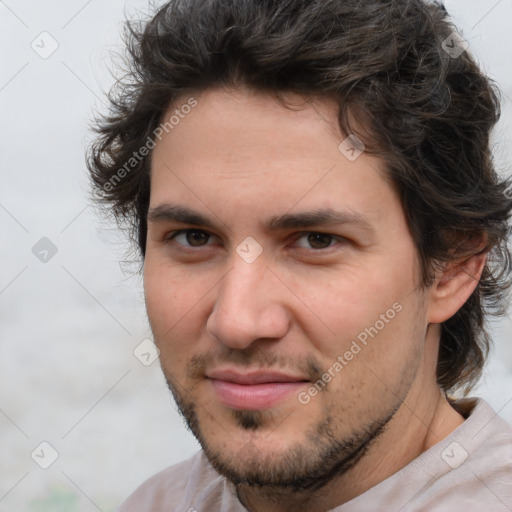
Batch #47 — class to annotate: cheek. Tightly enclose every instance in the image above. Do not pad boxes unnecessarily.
[143,259,206,345]
[298,259,420,364]
[144,273,205,377]
[294,271,402,341]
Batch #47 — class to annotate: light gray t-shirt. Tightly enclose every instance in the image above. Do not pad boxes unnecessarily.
[117,398,512,511]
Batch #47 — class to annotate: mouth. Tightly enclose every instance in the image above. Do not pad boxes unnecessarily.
[206,368,310,410]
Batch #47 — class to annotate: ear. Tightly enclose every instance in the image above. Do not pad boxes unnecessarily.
[427,237,488,324]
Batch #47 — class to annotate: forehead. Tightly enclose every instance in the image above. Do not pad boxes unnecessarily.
[149,87,397,226]
[154,88,343,167]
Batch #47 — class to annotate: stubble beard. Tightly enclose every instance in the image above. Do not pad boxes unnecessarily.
[163,368,402,493]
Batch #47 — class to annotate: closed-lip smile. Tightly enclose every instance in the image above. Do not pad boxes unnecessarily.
[206,368,309,410]
[207,368,309,384]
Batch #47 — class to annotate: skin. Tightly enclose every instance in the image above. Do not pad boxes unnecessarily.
[144,87,486,512]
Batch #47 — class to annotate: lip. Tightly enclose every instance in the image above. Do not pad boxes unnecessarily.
[207,369,308,385]
[206,368,309,410]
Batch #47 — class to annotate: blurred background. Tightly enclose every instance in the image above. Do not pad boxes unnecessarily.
[0,0,511,510]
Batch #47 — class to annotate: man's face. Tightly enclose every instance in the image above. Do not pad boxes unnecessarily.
[144,88,429,488]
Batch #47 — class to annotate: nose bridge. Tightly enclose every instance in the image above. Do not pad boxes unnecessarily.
[207,255,288,349]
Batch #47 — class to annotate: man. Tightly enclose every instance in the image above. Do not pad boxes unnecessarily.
[87,0,512,510]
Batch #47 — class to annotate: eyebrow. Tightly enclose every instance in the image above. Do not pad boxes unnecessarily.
[147,204,375,234]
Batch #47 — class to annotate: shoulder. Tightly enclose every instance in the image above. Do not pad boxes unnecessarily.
[453,396,512,460]
[116,450,233,512]
[336,398,512,512]
[410,397,512,511]
[454,397,512,480]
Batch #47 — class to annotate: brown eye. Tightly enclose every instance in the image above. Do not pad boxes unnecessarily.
[307,233,334,249]
[170,229,212,247]
[290,232,339,251]
[186,230,210,246]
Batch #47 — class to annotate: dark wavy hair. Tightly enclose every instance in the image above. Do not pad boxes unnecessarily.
[87,0,512,395]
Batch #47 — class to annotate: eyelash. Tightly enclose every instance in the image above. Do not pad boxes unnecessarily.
[164,229,345,251]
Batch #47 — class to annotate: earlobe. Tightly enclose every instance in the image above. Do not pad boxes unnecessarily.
[427,250,488,324]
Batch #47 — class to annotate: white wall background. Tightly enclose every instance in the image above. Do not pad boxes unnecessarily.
[0,0,511,510]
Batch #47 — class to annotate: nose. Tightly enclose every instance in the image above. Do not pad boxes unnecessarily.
[206,258,290,350]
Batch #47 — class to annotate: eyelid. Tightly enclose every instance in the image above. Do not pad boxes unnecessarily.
[164,228,216,246]
[164,228,345,251]
[289,231,345,250]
